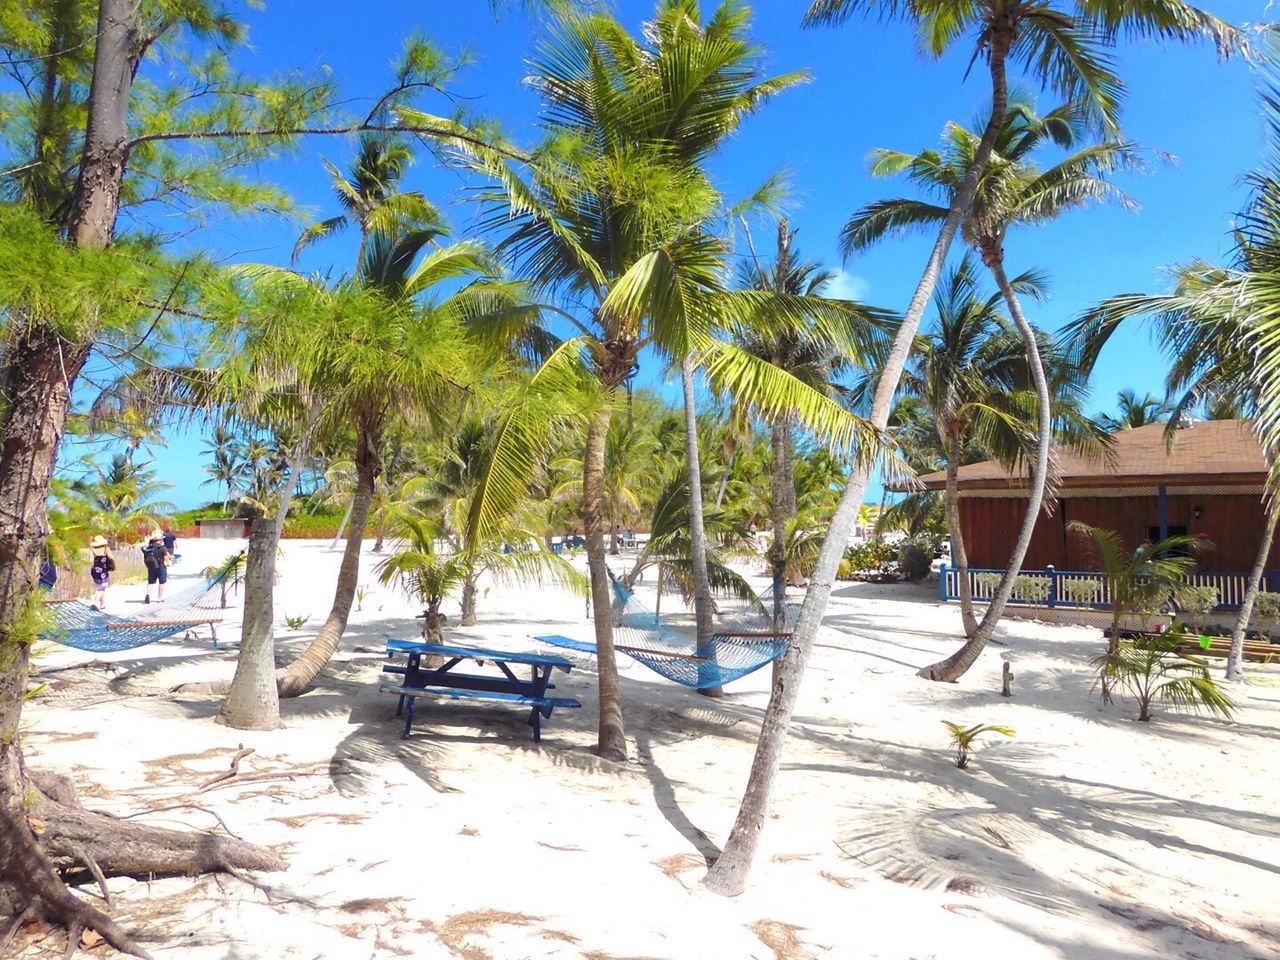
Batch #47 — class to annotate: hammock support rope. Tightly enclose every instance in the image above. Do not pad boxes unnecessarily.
[537,577,792,688]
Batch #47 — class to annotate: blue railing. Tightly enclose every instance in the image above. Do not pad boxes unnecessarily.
[938,564,1280,612]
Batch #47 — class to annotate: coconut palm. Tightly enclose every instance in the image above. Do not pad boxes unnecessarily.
[1099,388,1171,431]
[1069,521,1202,701]
[902,258,1040,635]
[842,98,1137,681]
[706,1,1236,897]
[454,3,876,760]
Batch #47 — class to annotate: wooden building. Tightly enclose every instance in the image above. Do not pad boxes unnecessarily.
[914,420,1276,572]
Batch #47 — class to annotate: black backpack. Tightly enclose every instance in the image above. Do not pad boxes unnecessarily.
[143,545,163,570]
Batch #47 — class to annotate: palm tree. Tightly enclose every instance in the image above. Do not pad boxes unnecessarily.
[706,0,1236,897]
[201,422,245,512]
[903,258,1039,636]
[843,98,1137,681]
[1068,521,1201,701]
[456,3,872,760]
[732,220,866,625]
[1099,388,1171,431]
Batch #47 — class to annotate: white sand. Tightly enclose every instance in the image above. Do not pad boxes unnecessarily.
[18,537,1280,959]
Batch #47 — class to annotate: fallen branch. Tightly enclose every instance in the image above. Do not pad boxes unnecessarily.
[198,746,254,792]
[116,804,244,841]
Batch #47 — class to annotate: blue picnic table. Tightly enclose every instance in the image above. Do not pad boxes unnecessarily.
[380,638,581,742]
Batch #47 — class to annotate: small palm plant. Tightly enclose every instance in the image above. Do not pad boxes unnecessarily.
[377,519,468,643]
[942,721,1014,769]
[1095,634,1236,722]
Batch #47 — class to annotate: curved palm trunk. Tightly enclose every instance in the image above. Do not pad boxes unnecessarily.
[1227,505,1278,682]
[769,415,797,683]
[943,422,979,637]
[919,251,1053,681]
[276,432,377,697]
[714,443,735,510]
[584,404,627,760]
[704,37,1013,898]
[681,357,722,698]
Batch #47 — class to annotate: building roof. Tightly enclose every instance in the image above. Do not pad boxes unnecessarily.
[913,419,1267,491]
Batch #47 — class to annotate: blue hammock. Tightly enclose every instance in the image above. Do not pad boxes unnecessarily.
[535,579,791,689]
[42,561,239,652]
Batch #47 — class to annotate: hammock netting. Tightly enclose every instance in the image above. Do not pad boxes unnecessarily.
[41,561,241,653]
[538,578,794,689]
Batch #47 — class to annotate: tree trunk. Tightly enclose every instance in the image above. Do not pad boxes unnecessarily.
[703,36,1013,898]
[681,357,722,698]
[943,421,978,637]
[0,3,280,953]
[219,519,281,730]
[584,405,627,761]
[276,427,378,697]
[460,572,478,627]
[768,415,796,684]
[918,249,1052,682]
[1227,505,1278,682]
[713,444,735,510]
[330,497,354,551]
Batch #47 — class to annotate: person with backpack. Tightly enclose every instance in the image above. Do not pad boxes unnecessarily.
[88,536,115,609]
[143,532,169,603]
[161,524,178,563]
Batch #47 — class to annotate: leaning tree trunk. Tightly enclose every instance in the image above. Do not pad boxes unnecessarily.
[219,518,281,730]
[1227,505,1278,682]
[768,414,796,684]
[681,357,722,698]
[918,248,1052,682]
[584,403,627,761]
[943,421,979,637]
[329,497,354,551]
[703,34,1013,898]
[276,428,378,697]
[0,2,281,953]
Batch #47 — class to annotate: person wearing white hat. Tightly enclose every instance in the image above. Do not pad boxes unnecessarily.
[88,536,115,610]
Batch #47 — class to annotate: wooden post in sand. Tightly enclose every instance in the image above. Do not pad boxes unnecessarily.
[1001,661,1013,698]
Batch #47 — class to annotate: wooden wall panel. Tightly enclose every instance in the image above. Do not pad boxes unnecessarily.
[956,492,1277,572]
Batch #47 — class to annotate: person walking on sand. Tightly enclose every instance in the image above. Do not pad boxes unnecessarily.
[161,523,177,564]
[88,536,114,609]
[143,532,169,603]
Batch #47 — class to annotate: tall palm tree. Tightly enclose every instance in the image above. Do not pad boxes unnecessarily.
[1099,388,1171,431]
[843,98,1136,681]
[732,220,860,623]
[706,0,1236,897]
[903,258,1038,636]
[455,2,873,761]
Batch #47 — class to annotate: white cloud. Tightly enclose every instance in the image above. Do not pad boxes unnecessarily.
[826,270,870,302]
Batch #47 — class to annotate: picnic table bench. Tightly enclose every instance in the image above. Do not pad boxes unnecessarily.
[380,638,580,742]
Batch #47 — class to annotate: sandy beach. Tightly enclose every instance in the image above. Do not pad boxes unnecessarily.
[16,537,1280,959]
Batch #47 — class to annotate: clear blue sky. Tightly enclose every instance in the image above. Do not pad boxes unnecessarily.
[66,0,1267,507]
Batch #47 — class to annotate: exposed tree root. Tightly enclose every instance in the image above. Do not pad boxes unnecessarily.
[2,766,285,958]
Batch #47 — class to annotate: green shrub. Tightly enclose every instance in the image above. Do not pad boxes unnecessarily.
[836,559,854,580]
[843,540,897,574]
[974,572,1002,593]
[898,540,932,582]
[1173,584,1218,618]
[1059,577,1103,605]
[1253,592,1280,622]
[1013,575,1051,603]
